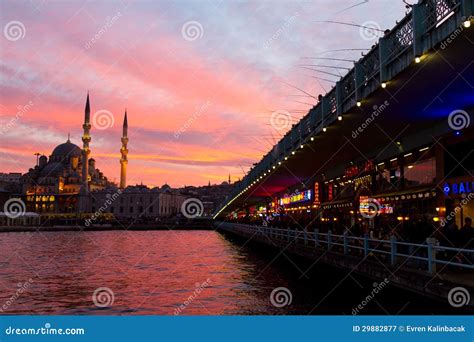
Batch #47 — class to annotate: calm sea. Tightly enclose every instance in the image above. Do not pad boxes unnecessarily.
[0,230,456,315]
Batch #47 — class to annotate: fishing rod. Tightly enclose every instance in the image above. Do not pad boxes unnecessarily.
[297,66,342,78]
[298,64,351,70]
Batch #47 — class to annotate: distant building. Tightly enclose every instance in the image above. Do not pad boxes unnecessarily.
[181,179,237,217]
[2,93,234,222]
[0,172,22,183]
[90,184,187,219]
[19,93,125,214]
[0,173,22,209]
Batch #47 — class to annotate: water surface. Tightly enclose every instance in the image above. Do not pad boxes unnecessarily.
[0,230,455,315]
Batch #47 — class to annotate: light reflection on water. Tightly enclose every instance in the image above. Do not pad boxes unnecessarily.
[0,230,451,315]
[0,231,295,315]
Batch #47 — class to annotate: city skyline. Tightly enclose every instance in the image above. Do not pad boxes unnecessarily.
[0,0,473,332]
[1,1,407,187]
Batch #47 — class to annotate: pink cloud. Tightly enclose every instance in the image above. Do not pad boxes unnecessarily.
[0,0,406,186]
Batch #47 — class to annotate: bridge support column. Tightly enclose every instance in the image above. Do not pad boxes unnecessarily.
[378,36,389,84]
[336,81,343,116]
[413,3,425,58]
[354,62,364,102]
[462,0,474,19]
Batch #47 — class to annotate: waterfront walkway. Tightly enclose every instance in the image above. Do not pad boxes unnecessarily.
[216,222,474,307]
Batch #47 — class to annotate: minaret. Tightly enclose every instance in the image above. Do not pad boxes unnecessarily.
[228,173,231,184]
[120,110,128,189]
[81,92,91,191]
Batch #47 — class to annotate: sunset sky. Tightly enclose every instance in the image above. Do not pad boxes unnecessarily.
[0,0,407,187]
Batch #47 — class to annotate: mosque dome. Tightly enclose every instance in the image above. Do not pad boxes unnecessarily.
[50,139,82,161]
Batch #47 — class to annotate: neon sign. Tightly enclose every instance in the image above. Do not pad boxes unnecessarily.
[279,190,312,206]
[443,181,474,195]
[328,183,333,201]
[314,182,320,206]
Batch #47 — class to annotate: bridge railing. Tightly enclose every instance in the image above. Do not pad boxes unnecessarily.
[218,222,474,274]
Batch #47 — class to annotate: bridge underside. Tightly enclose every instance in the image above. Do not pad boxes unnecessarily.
[226,29,474,213]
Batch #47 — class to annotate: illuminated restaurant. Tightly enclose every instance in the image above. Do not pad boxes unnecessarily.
[236,128,473,237]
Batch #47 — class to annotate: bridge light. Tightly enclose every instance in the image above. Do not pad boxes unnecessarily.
[291,151,295,155]
[381,82,387,88]
[310,137,314,141]
[337,115,342,121]
[415,56,421,63]
[463,19,471,28]
[272,166,276,169]
[285,157,288,160]
[322,127,327,132]
[356,101,362,107]
[300,144,304,149]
